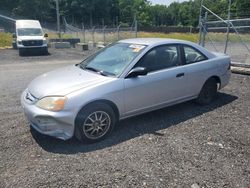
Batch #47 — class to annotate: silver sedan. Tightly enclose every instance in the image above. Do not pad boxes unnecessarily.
[21,38,231,143]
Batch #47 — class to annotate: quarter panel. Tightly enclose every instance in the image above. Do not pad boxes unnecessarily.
[184,59,221,96]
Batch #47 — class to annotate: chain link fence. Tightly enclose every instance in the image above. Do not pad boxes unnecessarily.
[63,17,137,44]
[199,1,250,65]
[0,13,137,46]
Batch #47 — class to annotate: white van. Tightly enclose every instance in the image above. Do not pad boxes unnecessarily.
[13,20,48,56]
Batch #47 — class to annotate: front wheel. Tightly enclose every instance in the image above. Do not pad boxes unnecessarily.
[74,102,116,143]
[196,78,218,105]
[19,48,25,56]
[42,47,48,55]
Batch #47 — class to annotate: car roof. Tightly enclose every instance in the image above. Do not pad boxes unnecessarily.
[118,38,216,59]
[119,38,191,46]
[16,20,41,29]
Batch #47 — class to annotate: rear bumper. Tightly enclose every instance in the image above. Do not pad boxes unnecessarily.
[220,70,231,89]
[21,90,75,140]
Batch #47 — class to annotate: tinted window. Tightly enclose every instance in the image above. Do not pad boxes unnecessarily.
[135,45,180,72]
[184,46,207,64]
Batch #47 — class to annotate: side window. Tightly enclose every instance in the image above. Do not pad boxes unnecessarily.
[135,45,180,72]
[184,46,207,64]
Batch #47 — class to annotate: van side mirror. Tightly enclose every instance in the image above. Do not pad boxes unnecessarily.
[126,67,148,78]
[12,33,17,38]
[44,33,48,37]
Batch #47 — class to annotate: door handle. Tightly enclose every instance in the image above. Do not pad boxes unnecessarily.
[176,73,185,77]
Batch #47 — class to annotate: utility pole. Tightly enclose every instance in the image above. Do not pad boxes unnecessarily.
[55,0,61,38]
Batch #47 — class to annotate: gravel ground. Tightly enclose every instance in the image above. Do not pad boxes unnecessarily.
[0,48,249,188]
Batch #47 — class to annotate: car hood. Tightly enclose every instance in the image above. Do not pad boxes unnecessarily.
[17,36,45,40]
[28,65,111,98]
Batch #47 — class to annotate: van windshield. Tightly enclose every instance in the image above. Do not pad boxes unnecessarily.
[17,28,43,36]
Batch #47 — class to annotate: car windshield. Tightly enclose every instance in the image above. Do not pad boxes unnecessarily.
[17,28,43,36]
[79,42,147,77]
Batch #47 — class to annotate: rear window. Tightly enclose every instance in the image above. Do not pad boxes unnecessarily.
[184,46,207,64]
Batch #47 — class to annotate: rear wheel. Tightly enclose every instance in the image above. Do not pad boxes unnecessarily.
[75,102,116,143]
[196,78,218,105]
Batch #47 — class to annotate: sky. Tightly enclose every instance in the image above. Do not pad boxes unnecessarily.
[149,0,188,6]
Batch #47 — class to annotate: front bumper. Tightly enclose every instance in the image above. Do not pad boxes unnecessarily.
[17,44,47,49]
[21,90,75,140]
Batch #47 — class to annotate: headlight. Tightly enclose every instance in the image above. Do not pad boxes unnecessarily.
[17,40,22,45]
[36,96,67,111]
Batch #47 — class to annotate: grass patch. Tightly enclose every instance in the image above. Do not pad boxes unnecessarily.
[47,32,74,39]
[1,31,249,48]
[138,32,199,42]
[206,32,250,42]
[0,32,12,47]
[46,31,200,43]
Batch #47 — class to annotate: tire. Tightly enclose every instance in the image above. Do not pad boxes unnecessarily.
[19,49,25,56]
[42,47,48,55]
[196,78,218,105]
[12,42,17,49]
[74,102,116,143]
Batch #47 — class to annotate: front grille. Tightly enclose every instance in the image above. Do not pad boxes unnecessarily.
[22,40,43,46]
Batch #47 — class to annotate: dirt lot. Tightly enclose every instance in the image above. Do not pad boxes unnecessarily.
[0,48,249,188]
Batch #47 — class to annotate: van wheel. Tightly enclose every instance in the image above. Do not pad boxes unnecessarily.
[196,78,218,105]
[12,42,17,49]
[75,102,116,143]
[19,49,25,56]
[43,47,48,55]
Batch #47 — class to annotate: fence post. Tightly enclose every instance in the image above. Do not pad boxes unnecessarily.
[55,0,61,39]
[135,18,138,38]
[103,26,106,44]
[92,26,95,43]
[189,26,192,34]
[117,24,121,40]
[224,0,231,54]
[198,0,204,45]
[82,24,85,43]
[201,12,208,47]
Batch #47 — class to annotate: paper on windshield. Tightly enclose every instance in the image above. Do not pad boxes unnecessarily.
[129,44,146,52]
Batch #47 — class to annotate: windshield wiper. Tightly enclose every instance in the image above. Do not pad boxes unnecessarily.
[78,64,115,77]
[99,70,116,77]
[81,66,115,77]
[84,66,100,73]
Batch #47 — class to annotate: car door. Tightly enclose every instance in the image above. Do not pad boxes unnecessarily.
[181,45,214,97]
[123,44,189,117]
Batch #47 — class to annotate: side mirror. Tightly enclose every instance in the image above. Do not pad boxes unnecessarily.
[126,67,148,78]
[44,33,48,38]
[12,33,16,38]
